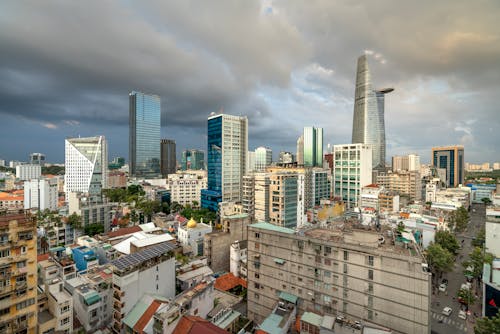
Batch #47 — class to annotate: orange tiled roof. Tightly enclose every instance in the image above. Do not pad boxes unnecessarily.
[399,212,410,219]
[37,253,50,262]
[172,315,227,334]
[364,184,379,188]
[214,273,247,291]
[107,226,142,238]
[134,300,162,333]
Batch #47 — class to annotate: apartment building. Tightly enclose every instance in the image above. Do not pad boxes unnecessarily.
[0,212,38,333]
[247,222,431,334]
[377,170,422,202]
[166,171,207,206]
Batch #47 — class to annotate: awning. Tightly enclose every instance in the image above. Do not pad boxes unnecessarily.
[279,291,298,304]
[274,258,285,265]
[84,292,101,306]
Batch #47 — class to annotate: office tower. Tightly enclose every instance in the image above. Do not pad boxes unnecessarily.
[201,114,248,211]
[279,151,294,164]
[129,91,161,177]
[65,136,108,196]
[303,127,323,167]
[160,139,176,176]
[377,170,422,202]
[242,173,271,222]
[392,154,421,172]
[352,54,393,170]
[255,147,272,171]
[247,151,256,172]
[269,172,305,229]
[24,178,58,211]
[247,222,431,334]
[431,145,465,187]
[16,164,41,181]
[308,168,331,207]
[296,135,304,165]
[0,212,38,333]
[30,152,45,166]
[332,144,372,208]
[181,149,205,170]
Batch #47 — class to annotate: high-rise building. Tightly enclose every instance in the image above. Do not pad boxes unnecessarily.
[351,54,393,170]
[332,144,373,208]
[376,170,422,202]
[247,151,256,172]
[279,152,294,164]
[65,136,108,196]
[255,147,272,172]
[129,91,161,177]
[16,164,41,181]
[181,149,205,170]
[303,127,323,167]
[24,178,58,211]
[296,135,304,165]
[30,152,45,166]
[0,212,38,333]
[160,139,176,176]
[166,171,207,206]
[268,170,305,229]
[392,154,421,172]
[431,145,465,187]
[201,114,248,211]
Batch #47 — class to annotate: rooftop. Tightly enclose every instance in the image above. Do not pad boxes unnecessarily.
[111,241,176,273]
[172,315,227,334]
[250,222,295,234]
[214,273,247,291]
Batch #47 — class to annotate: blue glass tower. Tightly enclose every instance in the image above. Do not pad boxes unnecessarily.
[129,91,161,177]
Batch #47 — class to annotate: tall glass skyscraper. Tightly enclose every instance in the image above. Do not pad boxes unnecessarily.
[303,127,323,167]
[129,91,161,177]
[255,147,272,171]
[181,149,205,170]
[352,55,393,170]
[201,114,248,211]
[432,145,464,187]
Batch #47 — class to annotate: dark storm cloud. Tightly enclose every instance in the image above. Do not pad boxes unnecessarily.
[0,0,499,162]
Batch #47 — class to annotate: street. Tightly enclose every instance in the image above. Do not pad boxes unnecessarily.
[431,203,485,334]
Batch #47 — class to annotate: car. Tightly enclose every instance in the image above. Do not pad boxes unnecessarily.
[442,307,452,316]
[458,310,467,320]
[438,283,447,292]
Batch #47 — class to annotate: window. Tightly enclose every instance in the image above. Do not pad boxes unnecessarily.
[254,293,260,300]
[254,282,261,289]
[324,271,331,278]
[368,282,373,293]
[368,256,374,266]
[324,258,331,266]
[255,232,260,239]
[0,250,9,258]
[368,295,373,308]
[16,298,35,310]
[60,317,70,326]
[0,308,9,316]
[254,272,260,279]
[21,246,27,254]
[343,263,348,274]
[343,251,349,261]
[17,261,26,268]
[61,305,70,314]
[324,246,332,255]
[368,269,374,280]
[368,309,373,320]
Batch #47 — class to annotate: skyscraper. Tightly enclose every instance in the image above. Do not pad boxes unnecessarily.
[254,147,272,171]
[201,113,248,211]
[65,136,108,196]
[129,91,161,177]
[160,139,176,176]
[432,145,465,187]
[352,54,393,170]
[303,127,323,167]
[296,135,304,165]
[181,149,205,170]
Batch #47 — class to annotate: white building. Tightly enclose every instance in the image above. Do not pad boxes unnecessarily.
[360,184,383,210]
[332,144,373,208]
[9,160,22,168]
[255,147,272,171]
[16,164,41,180]
[247,151,256,172]
[24,177,58,211]
[111,242,177,333]
[47,280,74,333]
[178,218,212,256]
[230,240,247,278]
[392,154,420,172]
[65,136,108,196]
[486,207,500,257]
[166,171,207,206]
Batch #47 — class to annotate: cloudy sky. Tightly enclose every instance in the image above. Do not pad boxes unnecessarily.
[1,0,499,164]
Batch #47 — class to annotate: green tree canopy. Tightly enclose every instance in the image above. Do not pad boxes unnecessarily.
[457,288,476,305]
[481,197,493,205]
[426,243,454,279]
[434,230,460,255]
[84,223,104,236]
[474,312,500,334]
[67,212,82,229]
[472,227,486,248]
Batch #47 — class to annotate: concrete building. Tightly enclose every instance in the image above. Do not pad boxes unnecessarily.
[46,280,73,333]
[166,171,207,206]
[296,135,304,165]
[376,170,422,202]
[68,192,113,232]
[65,136,108,196]
[160,139,177,176]
[307,168,331,208]
[255,147,272,172]
[176,259,214,291]
[242,172,271,222]
[178,218,212,256]
[16,164,41,181]
[204,202,249,273]
[29,153,46,166]
[280,151,295,165]
[108,171,127,189]
[181,149,205,170]
[0,190,24,210]
[392,154,420,172]
[0,212,38,333]
[111,242,177,333]
[9,161,22,169]
[360,184,383,211]
[247,151,256,173]
[485,206,500,257]
[242,174,255,220]
[230,240,248,279]
[247,222,431,334]
[332,144,373,208]
[431,145,464,187]
[23,178,58,211]
[201,114,248,211]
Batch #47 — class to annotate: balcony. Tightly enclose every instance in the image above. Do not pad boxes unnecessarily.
[113,300,124,310]
[113,290,124,300]
[113,311,122,321]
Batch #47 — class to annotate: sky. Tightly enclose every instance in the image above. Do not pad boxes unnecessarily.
[1,1,499,164]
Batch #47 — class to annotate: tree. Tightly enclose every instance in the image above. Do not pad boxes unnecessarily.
[136,199,161,222]
[84,223,104,236]
[161,202,170,214]
[457,288,476,305]
[192,200,199,209]
[450,206,469,232]
[434,230,460,255]
[67,213,82,230]
[472,227,486,247]
[426,243,454,283]
[171,202,184,213]
[474,312,500,334]
[481,197,493,206]
[129,210,139,224]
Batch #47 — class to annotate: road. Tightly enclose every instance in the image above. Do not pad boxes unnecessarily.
[430,203,485,334]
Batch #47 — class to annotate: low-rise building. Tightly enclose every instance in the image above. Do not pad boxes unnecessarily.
[176,259,214,291]
[46,279,73,333]
[376,170,421,202]
[230,240,247,279]
[0,190,24,209]
[178,218,212,256]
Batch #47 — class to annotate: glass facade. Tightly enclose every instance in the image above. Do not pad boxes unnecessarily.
[160,139,176,176]
[255,147,272,171]
[352,55,392,170]
[303,127,323,167]
[283,177,298,228]
[181,149,205,170]
[129,91,161,177]
[432,146,464,187]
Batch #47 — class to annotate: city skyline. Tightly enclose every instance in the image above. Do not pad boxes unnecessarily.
[1,2,499,163]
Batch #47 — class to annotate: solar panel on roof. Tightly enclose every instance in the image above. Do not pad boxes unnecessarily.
[111,241,175,271]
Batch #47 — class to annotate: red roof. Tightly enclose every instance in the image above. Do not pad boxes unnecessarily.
[172,315,227,334]
[364,184,380,188]
[214,273,247,291]
[134,300,163,333]
[107,226,142,238]
[37,253,50,262]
